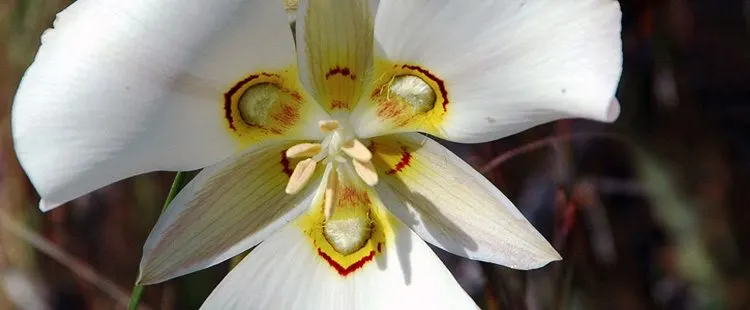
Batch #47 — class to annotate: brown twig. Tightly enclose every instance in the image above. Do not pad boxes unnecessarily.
[478,132,628,175]
[0,208,151,310]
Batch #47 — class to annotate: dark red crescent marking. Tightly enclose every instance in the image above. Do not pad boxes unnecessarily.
[386,147,412,175]
[280,151,293,177]
[325,66,356,80]
[400,65,449,112]
[223,72,279,131]
[317,248,375,276]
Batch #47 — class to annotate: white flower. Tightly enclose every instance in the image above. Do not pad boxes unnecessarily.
[12,0,622,309]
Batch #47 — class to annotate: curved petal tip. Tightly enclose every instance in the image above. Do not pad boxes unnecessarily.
[605,98,621,122]
[39,199,63,212]
[515,247,562,270]
[519,241,563,270]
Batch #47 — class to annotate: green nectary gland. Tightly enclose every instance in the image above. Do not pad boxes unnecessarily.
[238,82,281,126]
[388,75,436,114]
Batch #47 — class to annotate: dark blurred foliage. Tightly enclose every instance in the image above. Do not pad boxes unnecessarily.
[1,0,749,309]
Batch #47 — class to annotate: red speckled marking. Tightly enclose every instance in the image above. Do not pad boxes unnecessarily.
[400,65,449,112]
[338,186,371,207]
[325,66,356,80]
[331,100,348,110]
[223,72,279,130]
[272,105,299,128]
[377,242,382,253]
[280,151,293,177]
[376,97,406,120]
[386,147,412,175]
[318,248,375,276]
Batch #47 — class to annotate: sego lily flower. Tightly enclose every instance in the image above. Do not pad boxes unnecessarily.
[12,0,622,308]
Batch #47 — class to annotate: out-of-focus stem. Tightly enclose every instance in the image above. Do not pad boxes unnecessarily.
[478,132,626,175]
[128,172,188,310]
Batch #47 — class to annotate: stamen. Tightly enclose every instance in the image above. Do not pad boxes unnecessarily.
[341,139,372,162]
[324,170,339,219]
[352,159,378,186]
[285,158,317,194]
[319,120,340,133]
[286,143,322,159]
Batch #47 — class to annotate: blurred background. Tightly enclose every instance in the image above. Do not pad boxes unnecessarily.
[1,0,750,309]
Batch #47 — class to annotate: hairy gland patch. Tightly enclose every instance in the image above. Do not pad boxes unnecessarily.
[222,67,310,146]
[298,177,394,276]
[369,61,449,132]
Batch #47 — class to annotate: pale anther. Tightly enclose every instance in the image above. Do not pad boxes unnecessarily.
[285,158,317,194]
[341,139,372,163]
[323,170,339,219]
[286,143,322,159]
[352,159,378,186]
[318,120,340,133]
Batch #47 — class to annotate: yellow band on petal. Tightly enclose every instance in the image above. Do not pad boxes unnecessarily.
[367,135,415,176]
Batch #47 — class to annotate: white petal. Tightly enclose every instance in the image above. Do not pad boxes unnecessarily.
[12,0,302,210]
[201,216,477,309]
[138,142,326,284]
[38,200,63,212]
[295,0,374,113]
[353,0,622,142]
[370,133,560,269]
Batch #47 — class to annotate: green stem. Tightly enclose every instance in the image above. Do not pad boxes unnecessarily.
[128,171,188,310]
[161,172,188,212]
[127,285,144,310]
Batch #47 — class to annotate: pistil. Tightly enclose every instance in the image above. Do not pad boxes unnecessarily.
[284,119,379,196]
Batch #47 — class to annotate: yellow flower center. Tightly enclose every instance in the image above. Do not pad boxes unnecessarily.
[284,119,378,195]
[282,119,380,255]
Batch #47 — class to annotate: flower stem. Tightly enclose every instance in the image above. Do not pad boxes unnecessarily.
[128,171,188,310]
[127,285,145,310]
